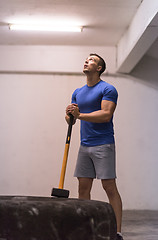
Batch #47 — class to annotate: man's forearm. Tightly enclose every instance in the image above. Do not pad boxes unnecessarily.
[78,110,112,123]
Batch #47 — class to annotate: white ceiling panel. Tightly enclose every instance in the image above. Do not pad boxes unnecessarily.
[0,0,142,46]
[0,0,157,73]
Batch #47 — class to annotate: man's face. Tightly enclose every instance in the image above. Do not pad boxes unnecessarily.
[83,55,101,74]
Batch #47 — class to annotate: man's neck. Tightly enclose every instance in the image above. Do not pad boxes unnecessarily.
[86,75,101,87]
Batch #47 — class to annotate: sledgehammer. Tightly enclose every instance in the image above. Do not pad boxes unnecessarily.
[51,114,74,198]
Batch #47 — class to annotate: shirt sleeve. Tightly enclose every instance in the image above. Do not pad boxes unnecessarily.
[102,85,118,104]
[71,88,79,104]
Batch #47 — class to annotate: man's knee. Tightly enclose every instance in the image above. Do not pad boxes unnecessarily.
[78,178,93,198]
[101,179,118,196]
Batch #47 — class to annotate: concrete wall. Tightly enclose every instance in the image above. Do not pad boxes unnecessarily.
[0,46,158,210]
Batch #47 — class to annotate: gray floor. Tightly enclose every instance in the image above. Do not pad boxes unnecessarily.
[122,210,158,240]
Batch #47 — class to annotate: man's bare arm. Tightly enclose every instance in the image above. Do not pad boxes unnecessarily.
[71,100,116,123]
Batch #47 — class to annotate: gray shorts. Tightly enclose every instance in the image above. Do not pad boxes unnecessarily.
[74,144,116,179]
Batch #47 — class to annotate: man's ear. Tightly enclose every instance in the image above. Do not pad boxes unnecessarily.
[97,65,102,72]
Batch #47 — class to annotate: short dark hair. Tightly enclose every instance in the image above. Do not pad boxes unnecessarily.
[90,53,106,75]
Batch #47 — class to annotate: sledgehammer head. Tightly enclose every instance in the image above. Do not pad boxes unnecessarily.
[51,188,69,198]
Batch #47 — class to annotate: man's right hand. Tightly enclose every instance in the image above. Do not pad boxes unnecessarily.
[65,104,78,125]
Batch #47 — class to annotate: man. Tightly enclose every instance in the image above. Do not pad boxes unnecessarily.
[65,53,123,240]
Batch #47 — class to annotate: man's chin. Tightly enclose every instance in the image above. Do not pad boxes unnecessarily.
[83,69,89,74]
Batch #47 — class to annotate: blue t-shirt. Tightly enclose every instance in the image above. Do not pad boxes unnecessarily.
[71,80,118,146]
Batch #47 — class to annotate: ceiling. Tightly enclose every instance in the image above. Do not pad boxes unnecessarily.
[0,0,157,73]
[0,0,144,46]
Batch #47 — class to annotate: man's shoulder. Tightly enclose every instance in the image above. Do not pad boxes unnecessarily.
[100,80,115,88]
[73,84,87,94]
[100,80,117,93]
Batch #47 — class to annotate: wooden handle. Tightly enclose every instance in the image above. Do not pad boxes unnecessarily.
[58,114,74,189]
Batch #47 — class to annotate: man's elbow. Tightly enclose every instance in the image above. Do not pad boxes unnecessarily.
[104,117,111,123]
[98,116,111,123]
[103,112,112,123]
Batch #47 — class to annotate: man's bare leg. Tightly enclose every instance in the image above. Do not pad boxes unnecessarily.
[78,177,93,200]
[101,179,122,233]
